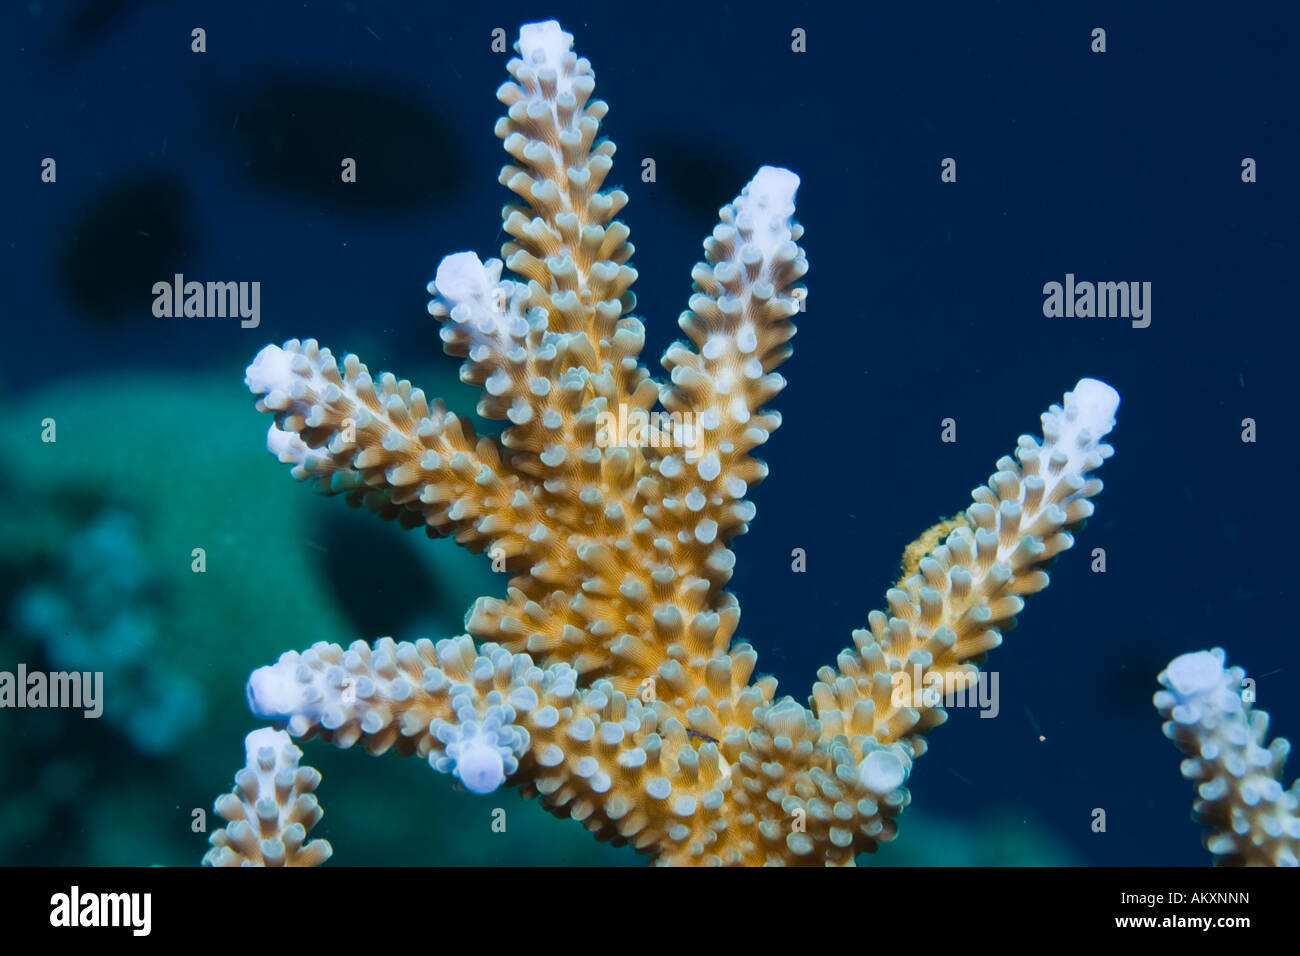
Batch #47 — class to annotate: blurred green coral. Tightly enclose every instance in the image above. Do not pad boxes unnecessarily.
[0,370,628,865]
[13,507,203,754]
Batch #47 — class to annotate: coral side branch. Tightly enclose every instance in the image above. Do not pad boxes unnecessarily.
[245,634,911,865]
[203,728,332,867]
[1155,649,1300,866]
[247,636,534,791]
[245,338,533,555]
[812,379,1119,757]
[660,166,807,532]
[426,251,657,482]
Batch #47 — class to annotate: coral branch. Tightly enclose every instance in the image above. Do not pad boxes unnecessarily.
[428,19,652,477]
[814,379,1119,751]
[1155,649,1300,865]
[660,166,807,542]
[203,728,331,867]
[245,339,531,555]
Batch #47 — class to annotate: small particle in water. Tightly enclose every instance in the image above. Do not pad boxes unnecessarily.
[1025,706,1045,742]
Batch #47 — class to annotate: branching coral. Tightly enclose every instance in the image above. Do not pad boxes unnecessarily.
[213,19,1121,866]
[1155,649,1300,866]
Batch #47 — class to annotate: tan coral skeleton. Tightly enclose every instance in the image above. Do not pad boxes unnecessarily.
[206,20,1120,867]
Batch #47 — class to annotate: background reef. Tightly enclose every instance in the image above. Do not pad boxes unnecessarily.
[1,0,1295,865]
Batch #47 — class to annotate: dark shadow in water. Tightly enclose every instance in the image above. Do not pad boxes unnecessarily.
[634,129,757,235]
[55,173,195,325]
[206,70,463,216]
[314,509,457,641]
[1093,642,1179,724]
[41,0,173,66]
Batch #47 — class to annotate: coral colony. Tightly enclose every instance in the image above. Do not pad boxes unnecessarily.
[202,20,1295,866]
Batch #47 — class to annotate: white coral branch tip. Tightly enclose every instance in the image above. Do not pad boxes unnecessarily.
[452,734,508,795]
[245,726,298,775]
[428,252,526,344]
[1066,378,1120,441]
[518,20,575,70]
[1037,377,1120,480]
[430,251,495,305]
[245,343,294,396]
[858,746,911,794]
[247,655,312,726]
[735,166,800,258]
[266,424,308,465]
